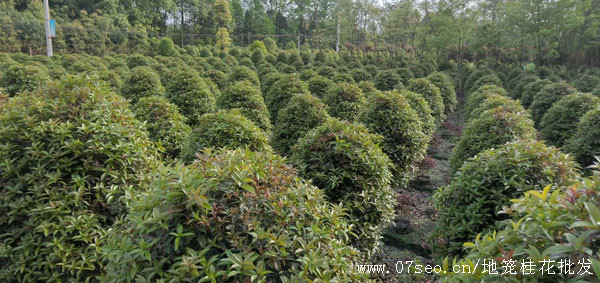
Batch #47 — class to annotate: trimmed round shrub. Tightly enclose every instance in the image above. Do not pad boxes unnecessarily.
[239,57,255,69]
[565,107,600,167]
[573,73,600,92]
[227,65,260,87]
[218,80,272,132]
[0,64,49,96]
[395,67,414,86]
[449,106,536,173]
[126,54,151,69]
[291,119,395,255]
[464,68,494,93]
[323,82,366,121]
[332,72,355,83]
[299,69,318,81]
[593,86,600,98]
[260,71,284,94]
[434,140,578,256]
[401,90,435,137]
[520,78,551,108]
[166,70,216,125]
[350,68,372,82]
[205,69,227,90]
[158,37,178,57]
[468,94,526,122]
[102,149,366,282]
[273,93,330,155]
[464,84,508,120]
[407,78,446,124]
[357,91,428,185]
[529,82,576,126]
[509,73,538,99]
[121,66,165,103]
[0,76,158,281]
[132,96,191,159]
[181,110,270,162]
[469,74,503,95]
[540,93,600,147]
[317,66,337,78]
[357,81,379,97]
[97,70,123,92]
[427,72,457,113]
[265,74,309,121]
[374,69,401,91]
[307,75,334,98]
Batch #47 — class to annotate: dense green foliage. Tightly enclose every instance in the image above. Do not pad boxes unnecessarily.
[401,89,436,137]
[272,93,330,155]
[166,70,216,125]
[464,84,508,120]
[540,93,600,147]
[520,78,552,108]
[449,106,536,173]
[181,110,271,162]
[102,149,367,282]
[357,91,428,185]
[434,140,578,256]
[407,78,446,124]
[323,82,366,121]
[440,164,600,282]
[0,76,158,281]
[132,96,191,159]
[0,64,49,96]
[374,69,402,91]
[265,74,309,121]
[307,75,335,98]
[120,66,164,103]
[217,81,272,132]
[228,66,261,87]
[565,107,600,167]
[427,71,457,113]
[291,119,395,256]
[468,94,526,122]
[529,82,576,126]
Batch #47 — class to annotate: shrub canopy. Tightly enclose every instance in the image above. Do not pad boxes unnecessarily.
[540,92,600,147]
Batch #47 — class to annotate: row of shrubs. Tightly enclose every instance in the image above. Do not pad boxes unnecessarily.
[0,41,458,281]
[459,65,600,169]
[432,65,599,282]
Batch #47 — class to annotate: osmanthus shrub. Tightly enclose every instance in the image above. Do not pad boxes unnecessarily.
[540,92,600,147]
[401,90,436,137]
[573,73,600,92]
[529,82,577,126]
[437,162,600,282]
[469,74,503,96]
[307,75,334,98]
[121,66,165,103]
[181,110,271,163]
[395,67,415,86]
[407,78,446,124]
[565,107,600,168]
[0,63,49,96]
[133,96,191,159]
[468,93,526,122]
[463,67,494,94]
[299,69,318,81]
[125,54,151,69]
[357,91,429,186]
[218,81,272,132]
[374,69,402,91]
[166,70,216,126]
[291,119,395,256]
[0,76,159,281]
[357,81,380,98]
[520,78,552,108]
[265,73,309,121]
[227,65,260,88]
[205,69,227,90]
[323,82,367,121]
[101,149,368,282]
[464,84,508,120]
[449,106,536,174]
[272,93,330,156]
[427,71,457,113]
[433,140,578,256]
[509,73,538,99]
[260,71,284,94]
[350,68,372,82]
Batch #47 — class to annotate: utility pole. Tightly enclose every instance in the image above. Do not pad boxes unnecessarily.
[43,0,53,57]
[335,1,340,53]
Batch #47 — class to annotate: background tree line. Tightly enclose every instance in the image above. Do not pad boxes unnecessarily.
[1,0,599,68]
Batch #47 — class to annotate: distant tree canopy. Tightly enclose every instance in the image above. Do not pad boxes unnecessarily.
[1,0,599,67]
